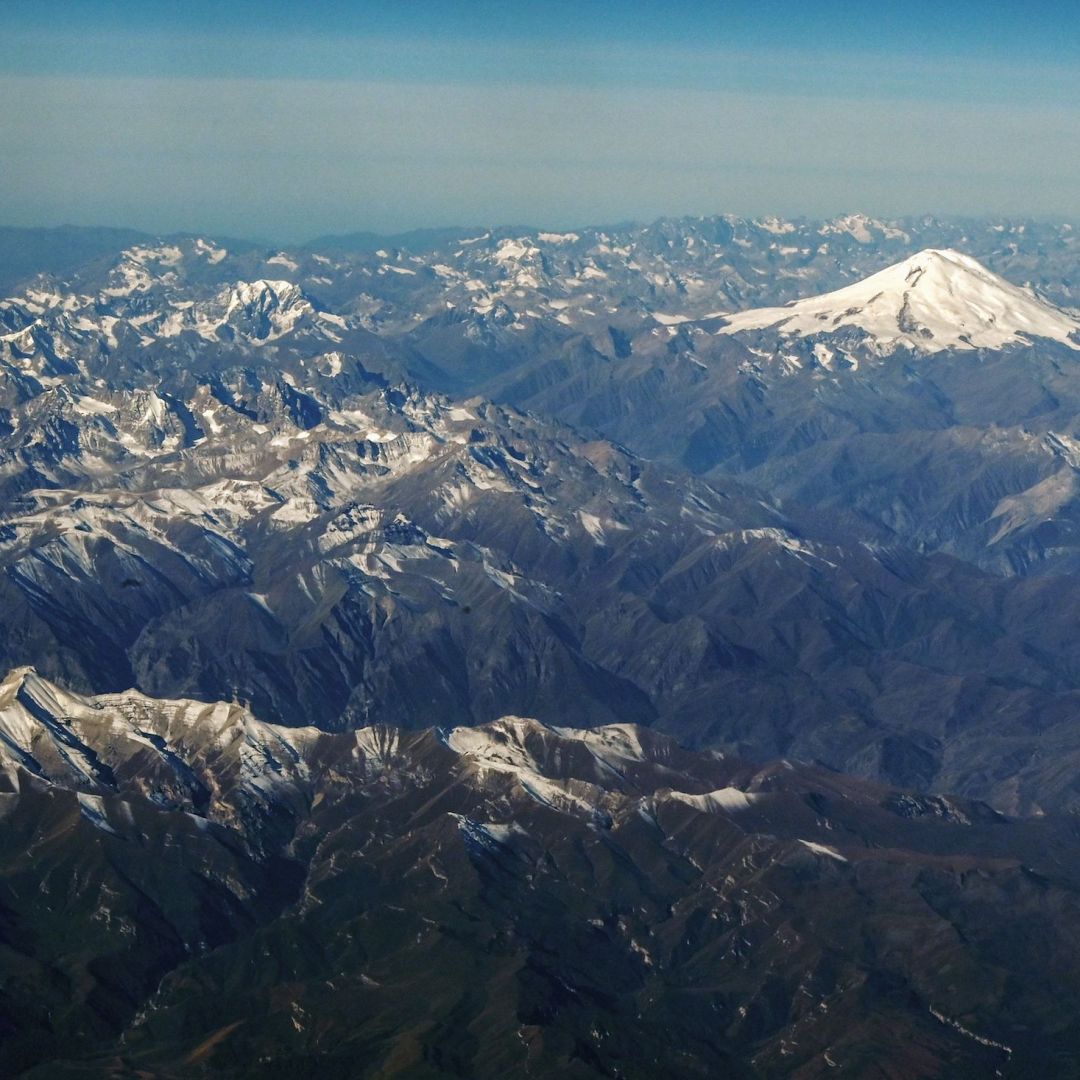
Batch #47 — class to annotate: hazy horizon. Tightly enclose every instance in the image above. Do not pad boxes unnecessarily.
[4,1,1078,242]
[5,207,1080,253]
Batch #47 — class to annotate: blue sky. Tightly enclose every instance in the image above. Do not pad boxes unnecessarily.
[2,1,1078,240]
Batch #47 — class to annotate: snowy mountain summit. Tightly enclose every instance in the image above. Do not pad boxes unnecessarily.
[718,249,1080,354]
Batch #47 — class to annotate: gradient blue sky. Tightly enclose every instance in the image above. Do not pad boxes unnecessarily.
[3,1,1078,240]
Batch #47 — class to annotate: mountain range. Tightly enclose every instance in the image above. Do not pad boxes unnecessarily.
[4,213,1080,1075]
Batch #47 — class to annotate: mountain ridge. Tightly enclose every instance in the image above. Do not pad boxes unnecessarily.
[5,667,1080,1077]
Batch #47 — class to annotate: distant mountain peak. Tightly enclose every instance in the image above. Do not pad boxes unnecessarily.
[718,248,1080,354]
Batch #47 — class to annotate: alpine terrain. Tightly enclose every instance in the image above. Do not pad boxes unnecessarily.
[3,214,1080,1077]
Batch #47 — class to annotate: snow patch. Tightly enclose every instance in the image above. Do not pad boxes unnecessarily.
[797,839,848,863]
[665,788,760,813]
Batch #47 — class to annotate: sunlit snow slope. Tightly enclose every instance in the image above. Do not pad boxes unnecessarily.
[717,249,1080,353]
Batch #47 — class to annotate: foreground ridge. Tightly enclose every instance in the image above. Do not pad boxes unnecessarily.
[2,671,1080,1076]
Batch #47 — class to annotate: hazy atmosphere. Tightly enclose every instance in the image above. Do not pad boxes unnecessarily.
[4,0,1079,240]
[9,4,1080,1075]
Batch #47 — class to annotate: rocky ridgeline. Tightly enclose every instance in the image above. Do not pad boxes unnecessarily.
[3,668,1080,1076]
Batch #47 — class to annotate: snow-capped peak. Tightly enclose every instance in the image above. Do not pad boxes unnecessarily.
[221,280,315,340]
[224,279,308,314]
[717,249,1080,354]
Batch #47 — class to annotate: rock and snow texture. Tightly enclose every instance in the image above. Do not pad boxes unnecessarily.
[0,670,757,831]
[717,249,1080,354]
[0,665,319,811]
[2,665,1064,1079]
